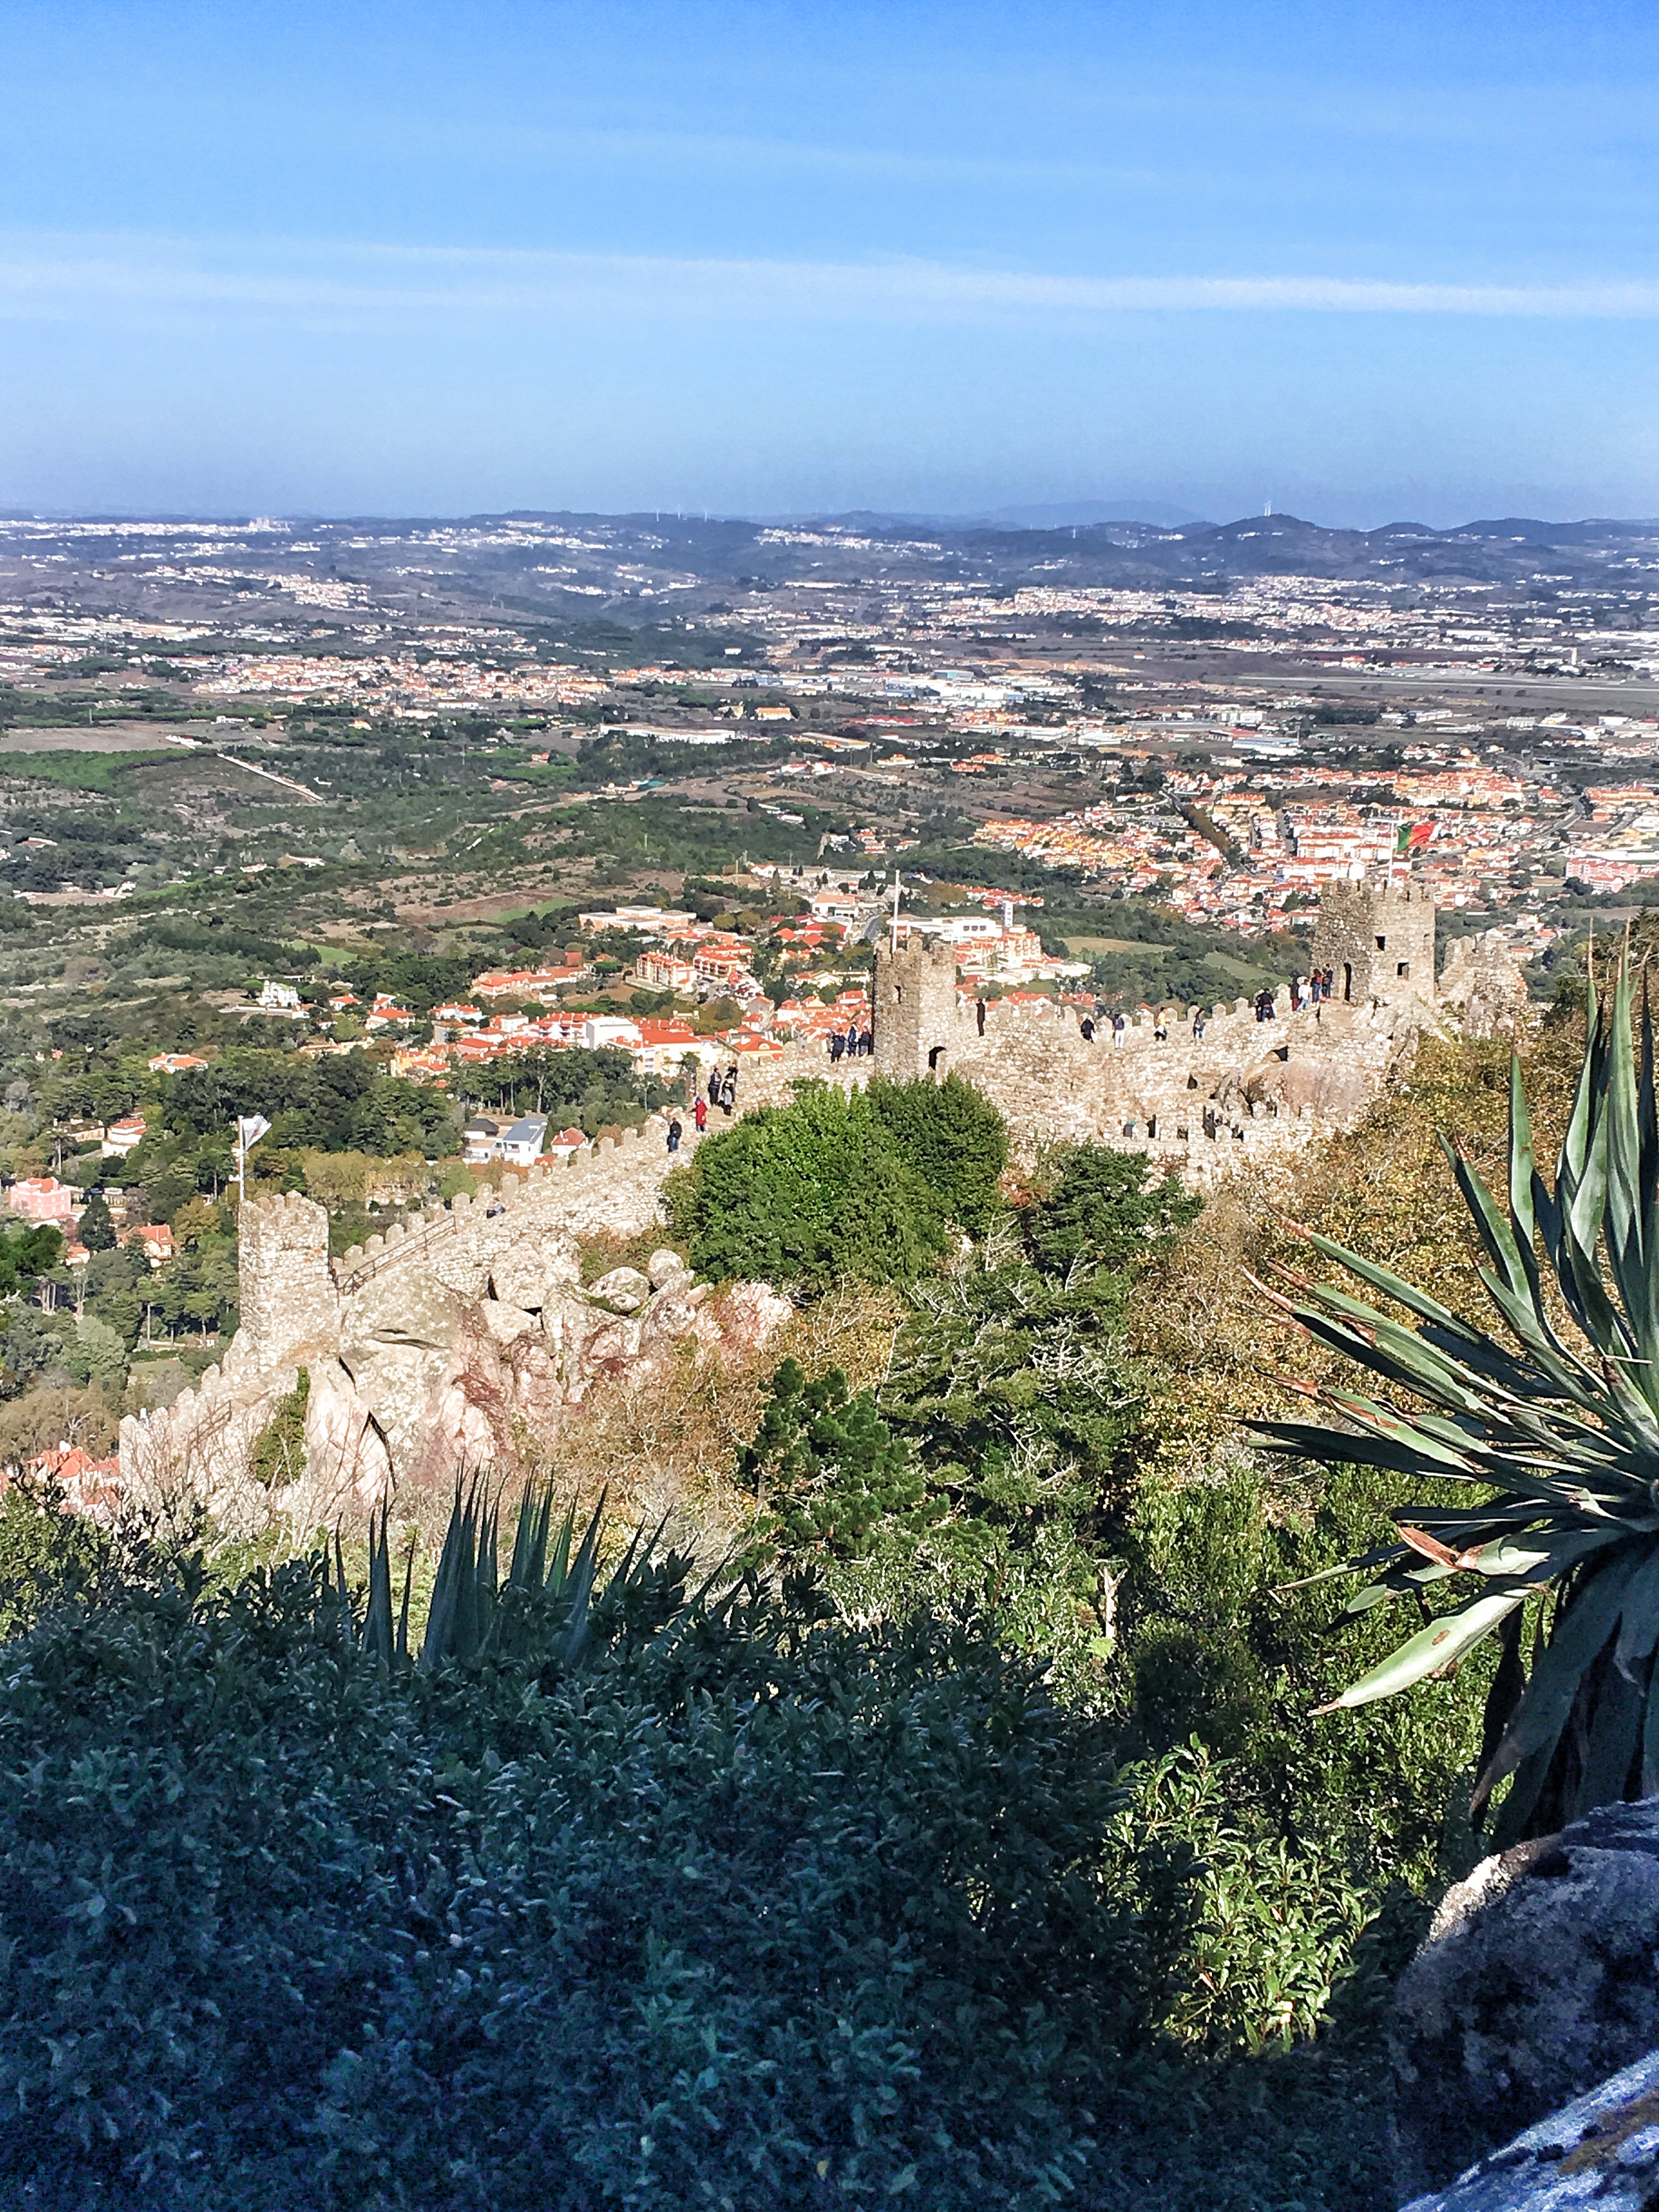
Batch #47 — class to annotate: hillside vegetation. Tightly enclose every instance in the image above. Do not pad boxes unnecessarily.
[0,1028,1600,2209]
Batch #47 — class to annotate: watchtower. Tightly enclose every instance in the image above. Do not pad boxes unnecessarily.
[874,936,959,1080]
[236,1190,338,1369]
[1311,878,1437,1008]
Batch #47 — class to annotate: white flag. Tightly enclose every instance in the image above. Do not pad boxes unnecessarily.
[236,1115,272,1150]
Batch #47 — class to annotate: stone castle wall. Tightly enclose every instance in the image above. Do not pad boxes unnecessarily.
[123,882,1527,1516]
[119,1125,687,1527]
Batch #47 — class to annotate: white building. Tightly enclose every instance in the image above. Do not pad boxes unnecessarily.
[580,1016,645,1050]
[499,1114,549,1166]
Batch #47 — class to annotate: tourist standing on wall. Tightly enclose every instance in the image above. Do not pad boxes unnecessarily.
[694,1096,708,1133]
[1079,1015,1096,1042]
[666,1116,682,1153]
[1111,1011,1126,1046]
[830,1029,845,1062]
[1192,1009,1206,1040]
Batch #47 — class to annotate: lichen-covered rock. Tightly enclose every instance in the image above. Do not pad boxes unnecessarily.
[488,1230,579,1312]
[1400,2042,1659,2212]
[1390,1798,1659,2199]
[647,1248,690,1289]
[588,1266,652,1312]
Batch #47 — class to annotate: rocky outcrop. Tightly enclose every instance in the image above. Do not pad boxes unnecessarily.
[1438,930,1536,1043]
[119,1139,793,1528]
[1401,2041,1659,2212]
[1390,1798,1659,2199]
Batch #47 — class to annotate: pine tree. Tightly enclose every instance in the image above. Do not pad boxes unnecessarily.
[76,1190,115,1252]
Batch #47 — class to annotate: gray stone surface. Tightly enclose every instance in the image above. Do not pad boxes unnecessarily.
[1391,1798,1659,2199]
[1311,878,1437,1012]
[1400,2043,1659,2212]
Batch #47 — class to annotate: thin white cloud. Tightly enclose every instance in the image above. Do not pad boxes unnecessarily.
[3,234,1658,324]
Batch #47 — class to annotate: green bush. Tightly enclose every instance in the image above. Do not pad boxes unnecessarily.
[668,1077,1012,1294]
[0,1556,1144,2211]
[248,1369,309,1489]
[791,1150,1203,1703]
[1119,1458,1494,1894]
[736,1357,926,1557]
[866,1071,1009,1235]
[0,1221,64,1296]
[0,1479,112,1640]
[667,1081,951,1292]
[1024,1142,1201,1277]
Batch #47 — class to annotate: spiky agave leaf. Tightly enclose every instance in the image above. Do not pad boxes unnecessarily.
[336,1476,699,1677]
[1253,961,1659,1843]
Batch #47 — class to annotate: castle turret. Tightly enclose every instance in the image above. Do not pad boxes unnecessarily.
[236,1190,338,1369]
[1311,878,1436,1009]
[874,936,960,1080]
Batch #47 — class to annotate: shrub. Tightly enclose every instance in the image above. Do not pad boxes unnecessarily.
[736,1356,925,1557]
[667,1082,950,1293]
[669,1077,1013,1295]
[866,1071,1009,1234]
[1024,1142,1201,1277]
[0,1553,1141,2212]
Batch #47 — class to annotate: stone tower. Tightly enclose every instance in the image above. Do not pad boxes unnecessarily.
[1311,878,1436,1009]
[236,1190,338,1369]
[873,936,960,1079]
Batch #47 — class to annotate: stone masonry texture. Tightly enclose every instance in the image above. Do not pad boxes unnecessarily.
[124,883,1528,1514]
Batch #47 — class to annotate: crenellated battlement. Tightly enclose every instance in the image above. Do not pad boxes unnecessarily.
[119,885,1529,1519]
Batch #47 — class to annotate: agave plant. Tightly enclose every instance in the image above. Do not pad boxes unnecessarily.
[331,1479,683,1675]
[1252,962,1659,1847]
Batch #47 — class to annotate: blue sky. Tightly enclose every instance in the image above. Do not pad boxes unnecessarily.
[2,1,1656,524]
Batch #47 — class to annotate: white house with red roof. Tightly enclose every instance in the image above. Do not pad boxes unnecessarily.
[100,1113,147,1160]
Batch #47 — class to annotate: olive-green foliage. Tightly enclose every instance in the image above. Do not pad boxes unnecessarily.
[0,1221,63,1297]
[1025,1141,1202,1277]
[1253,964,1659,1846]
[1119,1459,1495,1894]
[76,1192,115,1253]
[469,1044,667,1128]
[160,1050,457,1160]
[0,1552,1151,2212]
[865,1071,1009,1235]
[249,1370,309,1489]
[667,1080,967,1293]
[826,1149,1200,1702]
[1109,1738,1381,2058]
[736,1358,925,1558]
[0,1479,111,1641]
[64,1316,126,1391]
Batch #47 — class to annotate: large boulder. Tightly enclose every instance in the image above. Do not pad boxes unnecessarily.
[1401,2044,1659,2212]
[1390,1798,1659,2198]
